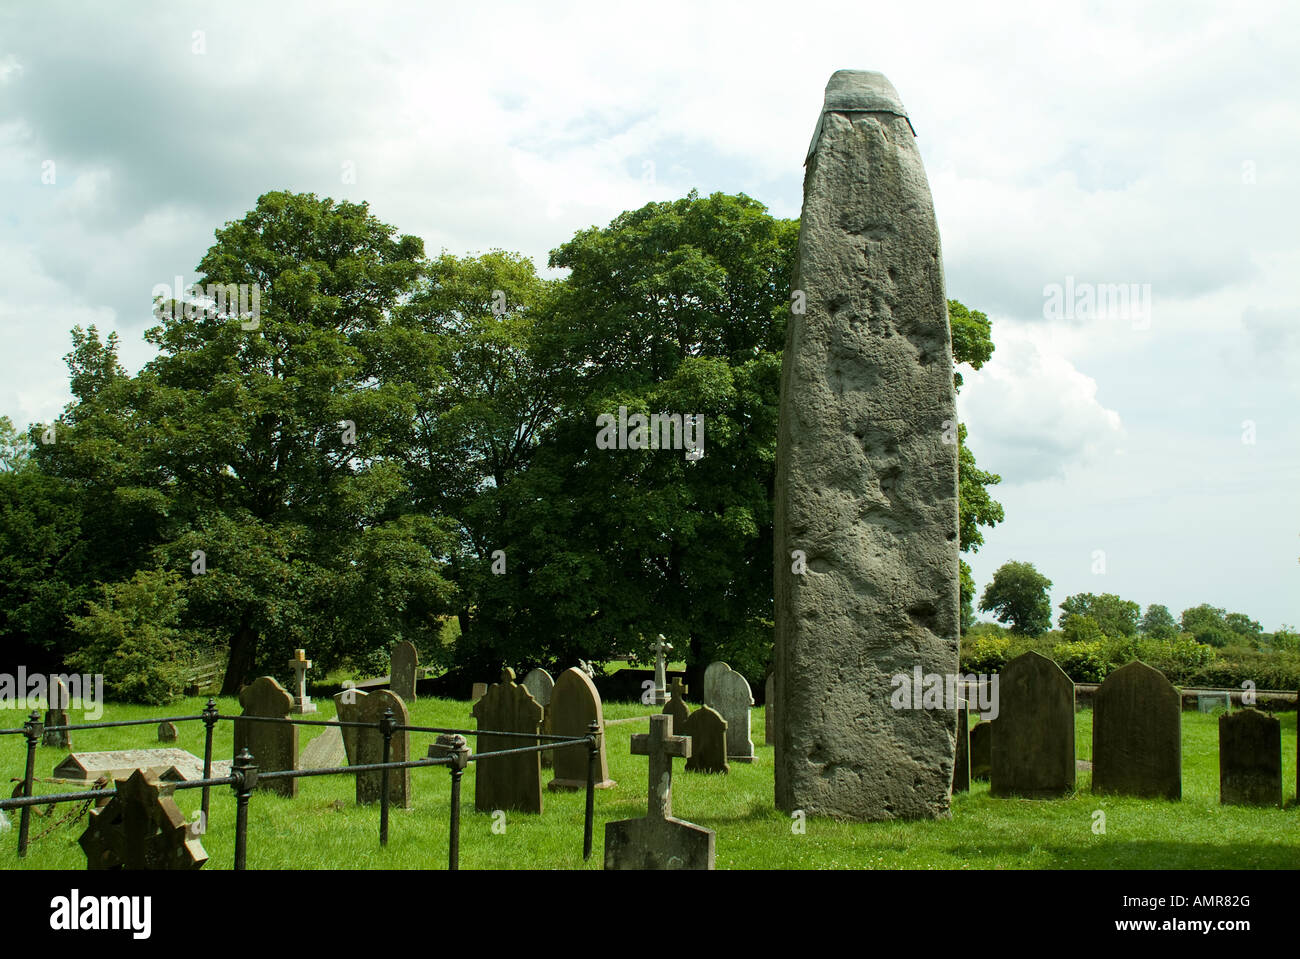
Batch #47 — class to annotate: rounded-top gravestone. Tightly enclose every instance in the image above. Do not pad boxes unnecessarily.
[1092,660,1180,800]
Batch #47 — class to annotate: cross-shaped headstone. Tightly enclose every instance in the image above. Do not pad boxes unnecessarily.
[631,713,691,820]
[287,649,317,714]
[605,714,714,869]
[653,634,673,705]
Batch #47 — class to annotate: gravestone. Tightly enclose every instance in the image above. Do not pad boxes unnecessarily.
[773,70,960,821]
[390,641,419,703]
[969,721,992,780]
[79,769,207,870]
[299,721,346,770]
[1092,661,1181,800]
[157,721,178,743]
[333,688,367,767]
[523,668,556,768]
[765,674,775,746]
[286,649,317,714]
[1219,708,1281,807]
[990,652,1075,798]
[233,676,298,797]
[472,668,544,813]
[605,714,714,870]
[703,661,729,707]
[55,748,230,783]
[663,676,690,735]
[354,689,411,808]
[42,678,71,749]
[471,682,488,705]
[653,635,673,705]
[683,705,729,774]
[549,667,616,791]
[705,662,755,762]
[952,698,970,793]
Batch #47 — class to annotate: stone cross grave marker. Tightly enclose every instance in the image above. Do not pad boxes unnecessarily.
[683,705,729,774]
[472,668,544,813]
[773,70,959,822]
[1220,708,1281,807]
[79,769,207,870]
[1092,661,1181,800]
[653,634,673,705]
[42,677,71,749]
[390,640,419,703]
[990,652,1075,798]
[354,689,411,808]
[523,668,556,768]
[705,662,755,762]
[287,649,317,714]
[233,676,298,797]
[952,698,970,793]
[605,714,715,870]
[663,676,690,735]
[549,667,615,791]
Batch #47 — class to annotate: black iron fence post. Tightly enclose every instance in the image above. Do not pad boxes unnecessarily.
[231,748,257,871]
[201,697,218,824]
[379,707,395,847]
[441,734,470,871]
[584,720,599,862]
[17,709,40,857]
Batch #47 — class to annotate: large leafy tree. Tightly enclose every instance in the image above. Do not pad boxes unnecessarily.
[1140,603,1179,639]
[1058,592,1141,638]
[978,560,1053,636]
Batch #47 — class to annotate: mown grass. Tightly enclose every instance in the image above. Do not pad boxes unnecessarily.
[2,697,1298,869]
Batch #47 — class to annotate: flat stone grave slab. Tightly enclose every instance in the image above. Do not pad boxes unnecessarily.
[55,749,232,783]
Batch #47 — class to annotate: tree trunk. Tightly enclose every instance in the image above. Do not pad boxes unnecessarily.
[220,616,258,697]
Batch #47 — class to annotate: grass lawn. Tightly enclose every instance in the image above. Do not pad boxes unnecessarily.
[2,698,1298,869]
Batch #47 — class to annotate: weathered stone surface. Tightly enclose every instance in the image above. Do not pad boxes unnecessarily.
[549,667,615,790]
[773,70,959,821]
[605,714,714,870]
[42,678,71,749]
[157,721,178,743]
[233,676,298,797]
[663,676,690,735]
[1092,661,1181,800]
[390,641,419,702]
[703,662,729,706]
[1219,708,1281,807]
[952,698,970,793]
[299,721,346,770]
[286,649,317,714]
[55,749,230,783]
[333,688,366,766]
[704,662,755,762]
[79,769,207,870]
[471,668,544,813]
[523,668,556,768]
[765,674,775,746]
[354,689,411,808]
[970,721,992,780]
[683,705,729,774]
[990,653,1075,798]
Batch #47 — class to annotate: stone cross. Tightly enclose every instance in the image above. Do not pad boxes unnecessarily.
[631,713,691,820]
[287,649,316,714]
[653,634,673,705]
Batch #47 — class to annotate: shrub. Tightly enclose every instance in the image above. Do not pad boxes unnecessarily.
[65,569,190,704]
[960,634,1011,674]
[1051,641,1109,683]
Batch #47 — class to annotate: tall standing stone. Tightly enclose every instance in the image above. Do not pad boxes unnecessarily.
[1092,661,1181,800]
[773,69,960,821]
[523,668,556,768]
[233,676,298,798]
[990,652,1075,799]
[390,641,419,703]
[472,668,544,813]
[354,689,411,808]
[549,667,615,791]
[704,662,755,763]
[1219,708,1281,807]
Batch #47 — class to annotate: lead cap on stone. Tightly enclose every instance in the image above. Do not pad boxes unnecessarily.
[807,69,915,162]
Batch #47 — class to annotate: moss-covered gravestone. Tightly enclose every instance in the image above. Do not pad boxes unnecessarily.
[990,652,1074,799]
[549,667,615,791]
[683,705,729,774]
[1092,661,1180,800]
[354,689,411,808]
[473,668,544,813]
[233,676,298,798]
[1219,708,1281,807]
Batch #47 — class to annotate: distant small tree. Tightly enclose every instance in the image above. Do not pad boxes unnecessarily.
[978,561,1053,636]
[1180,604,1236,648]
[1139,603,1178,640]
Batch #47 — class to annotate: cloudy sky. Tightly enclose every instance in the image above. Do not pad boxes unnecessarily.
[1,1,1296,629]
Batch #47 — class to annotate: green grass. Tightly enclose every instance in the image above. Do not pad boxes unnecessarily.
[2,699,1298,869]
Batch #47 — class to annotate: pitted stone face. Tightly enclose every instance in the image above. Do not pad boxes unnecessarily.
[806,70,915,161]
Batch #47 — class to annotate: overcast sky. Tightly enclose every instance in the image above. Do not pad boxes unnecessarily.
[1,1,1296,629]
